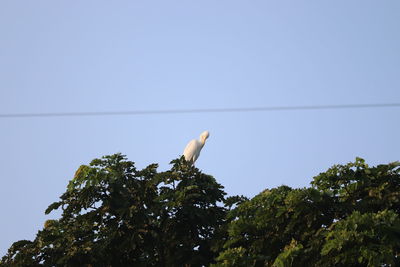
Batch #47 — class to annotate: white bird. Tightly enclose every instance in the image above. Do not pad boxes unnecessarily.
[183,131,210,164]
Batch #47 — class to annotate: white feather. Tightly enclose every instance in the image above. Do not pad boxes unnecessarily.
[183,131,210,164]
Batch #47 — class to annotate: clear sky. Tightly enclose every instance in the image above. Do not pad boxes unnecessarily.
[1,0,399,256]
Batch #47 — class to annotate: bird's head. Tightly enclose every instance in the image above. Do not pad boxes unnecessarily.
[200,130,210,141]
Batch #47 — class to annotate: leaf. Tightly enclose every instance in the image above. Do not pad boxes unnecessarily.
[45,202,61,215]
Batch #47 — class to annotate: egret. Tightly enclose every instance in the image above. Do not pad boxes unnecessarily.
[183,131,210,164]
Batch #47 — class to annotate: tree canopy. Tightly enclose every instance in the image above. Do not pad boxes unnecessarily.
[2,155,400,266]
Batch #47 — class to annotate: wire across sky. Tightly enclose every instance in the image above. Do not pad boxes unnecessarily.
[0,103,399,118]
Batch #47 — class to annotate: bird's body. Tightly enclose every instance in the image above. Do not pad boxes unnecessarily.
[183,139,203,163]
[183,131,210,164]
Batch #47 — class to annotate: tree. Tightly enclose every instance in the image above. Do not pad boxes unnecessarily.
[1,154,227,266]
[213,158,400,266]
[2,156,400,266]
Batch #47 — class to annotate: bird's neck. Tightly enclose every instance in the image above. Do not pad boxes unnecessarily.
[199,138,206,146]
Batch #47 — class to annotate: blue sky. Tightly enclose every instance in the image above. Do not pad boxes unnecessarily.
[1,1,399,256]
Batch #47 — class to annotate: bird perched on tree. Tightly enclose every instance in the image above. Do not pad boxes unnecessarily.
[183,131,210,164]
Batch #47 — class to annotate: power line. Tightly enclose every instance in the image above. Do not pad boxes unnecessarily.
[0,103,399,118]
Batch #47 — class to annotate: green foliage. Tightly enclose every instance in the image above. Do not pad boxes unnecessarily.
[2,156,400,266]
[213,158,400,267]
[213,186,333,266]
[1,154,226,266]
[311,158,400,216]
[320,210,400,266]
[273,239,303,267]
